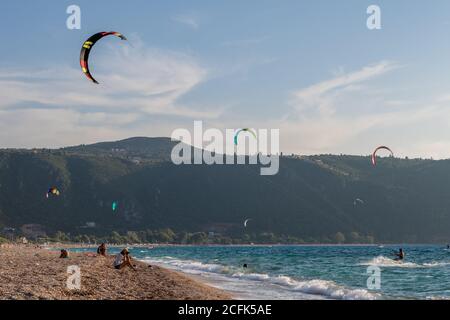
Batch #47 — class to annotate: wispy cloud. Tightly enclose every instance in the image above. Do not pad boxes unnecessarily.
[273,61,428,155]
[272,60,450,159]
[291,60,398,116]
[0,36,227,148]
[172,14,200,30]
[0,37,214,117]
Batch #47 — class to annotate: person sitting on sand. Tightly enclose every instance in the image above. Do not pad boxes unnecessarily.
[60,249,69,259]
[394,248,404,261]
[97,243,107,256]
[114,248,137,271]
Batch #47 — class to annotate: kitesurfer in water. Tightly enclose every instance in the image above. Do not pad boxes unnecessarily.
[394,248,404,261]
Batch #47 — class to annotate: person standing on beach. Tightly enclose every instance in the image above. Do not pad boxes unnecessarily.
[114,248,137,271]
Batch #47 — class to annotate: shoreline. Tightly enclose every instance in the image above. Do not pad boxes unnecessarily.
[49,242,437,249]
[0,245,231,300]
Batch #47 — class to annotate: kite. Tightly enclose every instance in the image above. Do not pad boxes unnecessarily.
[80,31,127,84]
[353,198,364,206]
[371,146,394,166]
[234,128,257,146]
[244,218,252,227]
[46,187,60,198]
[112,201,118,211]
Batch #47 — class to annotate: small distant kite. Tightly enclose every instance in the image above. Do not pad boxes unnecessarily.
[46,187,60,198]
[353,198,364,206]
[244,218,252,228]
[371,146,394,166]
[234,129,257,146]
[112,201,118,211]
[80,31,128,84]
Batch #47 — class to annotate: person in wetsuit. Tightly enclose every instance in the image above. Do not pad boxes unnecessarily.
[394,248,404,261]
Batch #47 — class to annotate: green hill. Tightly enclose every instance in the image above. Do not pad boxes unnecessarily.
[0,137,449,243]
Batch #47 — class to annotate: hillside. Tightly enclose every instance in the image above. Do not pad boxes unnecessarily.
[0,137,449,243]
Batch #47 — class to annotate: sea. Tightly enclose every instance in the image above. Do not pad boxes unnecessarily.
[72,245,450,300]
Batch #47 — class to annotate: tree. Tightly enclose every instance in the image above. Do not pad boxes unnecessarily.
[189,232,207,244]
[126,231,141,243]
[157,228,175,243]
[348,232,360,243]
[365,235,375,244]
[73,235,83,243]
[110,231,123,244]
[81,234,91,244]
[333,232,346,244]
[177,231,189,244]
[137,231,148,243]
[54,231,70,243]
[146,230,155,242]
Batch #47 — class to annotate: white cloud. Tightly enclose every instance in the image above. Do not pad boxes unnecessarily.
[0,37,215,112]
[0,40,211,116]
[290,61,397,118]
[172,14,200,29]
[277,104,441,155]
[0,37,226,147]
[274,61,450,158]
[293,61,396,102]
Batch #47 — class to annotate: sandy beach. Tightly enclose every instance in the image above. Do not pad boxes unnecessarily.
[0,245,231,300]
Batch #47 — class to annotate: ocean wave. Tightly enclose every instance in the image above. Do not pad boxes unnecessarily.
[422,261,450,267]
[144,257,230,274]
[145,257,379,300]
[360,256,450,268]
[360,256,420,268]
[231,272,379,300]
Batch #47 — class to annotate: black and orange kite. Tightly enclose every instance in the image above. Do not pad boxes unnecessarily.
[80,31,127,84]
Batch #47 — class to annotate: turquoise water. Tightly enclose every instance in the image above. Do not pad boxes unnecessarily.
[73,245,450,300]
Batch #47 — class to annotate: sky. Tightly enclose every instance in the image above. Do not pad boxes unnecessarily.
[2,1,450,158]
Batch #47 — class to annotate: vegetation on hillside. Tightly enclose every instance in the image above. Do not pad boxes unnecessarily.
[1,137,449,243]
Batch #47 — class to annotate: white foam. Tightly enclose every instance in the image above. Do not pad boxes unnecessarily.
[146,257,229,274]
[232,272,271,281]
[359,256,420,268]
[145,257,380,300]
[231,272,379,300]
[422,261,450,267]
[360,256,450,268]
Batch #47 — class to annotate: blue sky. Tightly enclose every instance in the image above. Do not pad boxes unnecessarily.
[2,1,450,158]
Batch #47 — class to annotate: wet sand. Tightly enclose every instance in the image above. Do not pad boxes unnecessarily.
[0,245,231,300]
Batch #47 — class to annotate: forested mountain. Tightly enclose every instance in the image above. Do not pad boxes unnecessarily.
[0,137,449,243]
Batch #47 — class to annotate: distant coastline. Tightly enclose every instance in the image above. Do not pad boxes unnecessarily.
[53,242,437,248]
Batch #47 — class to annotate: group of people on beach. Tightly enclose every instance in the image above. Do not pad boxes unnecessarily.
[59,243,137,271]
